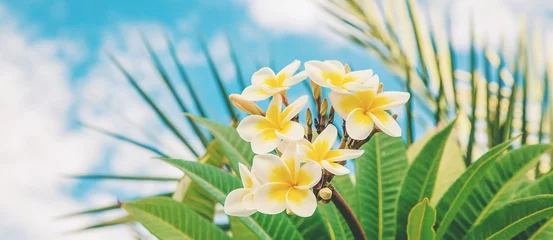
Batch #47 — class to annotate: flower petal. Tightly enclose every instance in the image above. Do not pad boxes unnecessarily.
[343,81,375,92]
[242,85,272,101]
[242,192,256,210]
[295,161,322,189]
[281,95,308,122]
[286,188,317,217]
[305,60,332,87]
[283,70,308,86]
[277,138,310,153]
[251,129,281,154]
[237,115,274,141]
[371,92,411,110]
[353,88,378,108]
[328,92,364,120]
[261,84,289,95]
[251,154,292,184]
[312,124,338,153]
[280,143,300,182]
[266,94,283,124]
[238,163,259,189]
[325,78,349,93]
[277,60,301,80]
[321,160,350,175]
[254,183,290,215]
[346,108,374,140]
[224,188,256,216]
[326,149,365,162]
[369,109,402,137]
[251,67,276,85]
[345,69,376,84]
[324,60,345,74]
[276,122,304,141]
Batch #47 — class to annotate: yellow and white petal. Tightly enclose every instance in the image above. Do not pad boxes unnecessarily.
[325,149,365,162]
[305,60,332,87]
[224,188,256,216]
[242,192,256,210]
[238,163,254,188]
[328,92,364,119]
[277,60,301,81]
[242,85,272,101]
[266,94,283,124]
[321,160,350,175]
[251,129,281,154]
[283,70,308,86]
[254,183,290,215]
[251,154,292,184]
[325,78,349,93]
[295,161,322,189]
[261,84,289,95]
[277,138,310,153]
[281,95,309,122]
[237,115,274,142]
[369,110,402,137]
[353,88,378,109]
[371,92,411,110]
[346,108,374,140]
[343,81,375,92]
[287,188,317,217]
[313,124,338,152]
[324,60,345,74]
[276,121,305,141]
[345,69,376,84]
[280,143,300,182]
[251,67,276,86]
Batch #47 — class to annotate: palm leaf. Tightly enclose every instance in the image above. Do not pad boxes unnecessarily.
[406,198,436,240]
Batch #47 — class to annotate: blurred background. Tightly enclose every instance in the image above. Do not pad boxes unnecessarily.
[2,0,552,239]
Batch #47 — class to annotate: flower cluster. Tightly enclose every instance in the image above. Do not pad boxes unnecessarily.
[224,60,410,217]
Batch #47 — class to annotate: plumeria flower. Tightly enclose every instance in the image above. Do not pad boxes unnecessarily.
[305,60,378,93]
[252,144,322,217]
[242,60,308,101]
[237,94,308,154]
[224,163,260,216]
[297,125,364,175]
[329,86,410,140]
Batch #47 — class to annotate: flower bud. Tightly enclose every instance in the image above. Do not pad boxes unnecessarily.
[319,188,332,200]
[286,208,294,215]
[344,63,351,73]
[311,80,321,101]
[229,94,265,116]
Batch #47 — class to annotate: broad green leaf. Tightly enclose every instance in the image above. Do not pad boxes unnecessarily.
[70,215,134,232]
[318,202,353,240]
[438,144,552,239]
[357,133,408,240]
[517,170,553,198]
[289,210,331,240]
[407,127,465,205]
[230,217,260,240]
[465,195,553,240]
[529,218,553,240]
[122,197,230,240]
[158,158,303,240]
[395,120,456,239]
[407,198,436,240]
[332,175,357,214]
[190,115,254,175]
[434,137,517,239]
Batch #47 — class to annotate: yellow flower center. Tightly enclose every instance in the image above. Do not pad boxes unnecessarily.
[323,72,354,87]
[264,73,287,88]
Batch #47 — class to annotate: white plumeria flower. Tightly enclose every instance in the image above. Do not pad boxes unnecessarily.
[305,60,378,93]
[252,144,322,217]
[329,86,410,140]
[242,60,308,101]
[297,125,364,175]
[224,163,261,216]
[237,94,308,154]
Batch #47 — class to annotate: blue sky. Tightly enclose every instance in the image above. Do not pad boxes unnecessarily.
[2,0,550,239]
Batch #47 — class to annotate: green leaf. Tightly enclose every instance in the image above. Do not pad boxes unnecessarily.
[407,198,436,240]
[122,197,230,240]
[438,144,552,239]
[517,170,553,199]
[395,120,456,239]
[332,175,357,214]
[190,115,254,174]
[356,132,408,240]
[318,202,353,240]
[230,217,260,240]
[289,210,331,240]
[528,218,553,240]
[407,127,465,205]
[158,158,303,240]
[465,195,553,240]
[434,137,517,239]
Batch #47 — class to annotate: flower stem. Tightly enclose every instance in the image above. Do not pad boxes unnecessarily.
[331,187,366,240]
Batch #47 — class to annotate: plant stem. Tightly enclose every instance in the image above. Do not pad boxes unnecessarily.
[331,187,366,240]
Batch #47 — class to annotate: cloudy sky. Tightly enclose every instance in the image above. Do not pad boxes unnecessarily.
[1,0,551,239]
